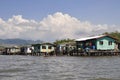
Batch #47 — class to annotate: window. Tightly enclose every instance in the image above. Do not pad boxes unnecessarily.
[99,41,103,45]
[108,41,112,45]
[38,46,40,49]
[42,46,46,49]
[48,46,52,49]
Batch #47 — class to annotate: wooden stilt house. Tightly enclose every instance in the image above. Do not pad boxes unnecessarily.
[5,46,21,55]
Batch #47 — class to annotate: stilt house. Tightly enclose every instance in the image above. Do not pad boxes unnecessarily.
[5,46,21,55]
[32,43,55,54]
[76,35,119,51]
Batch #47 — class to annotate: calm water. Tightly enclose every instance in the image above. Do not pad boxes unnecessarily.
[0,55,120,80]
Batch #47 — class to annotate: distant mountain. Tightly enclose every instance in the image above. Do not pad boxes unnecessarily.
[0,39,43,46]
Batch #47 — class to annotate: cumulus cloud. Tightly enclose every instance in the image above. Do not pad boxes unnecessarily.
[0,12,119,41]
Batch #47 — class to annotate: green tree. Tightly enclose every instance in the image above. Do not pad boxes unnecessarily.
[103,31,120,42]
[54,38,75,45]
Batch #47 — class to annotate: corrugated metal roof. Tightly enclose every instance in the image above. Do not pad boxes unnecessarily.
[76,35,106,41]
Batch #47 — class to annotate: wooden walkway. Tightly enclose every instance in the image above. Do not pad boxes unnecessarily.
[2,50,120,57]
[69,51,120,56]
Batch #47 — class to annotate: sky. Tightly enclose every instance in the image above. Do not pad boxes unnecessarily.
[0,0,120,42]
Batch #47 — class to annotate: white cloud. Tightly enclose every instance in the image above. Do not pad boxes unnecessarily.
[0,12,119,41]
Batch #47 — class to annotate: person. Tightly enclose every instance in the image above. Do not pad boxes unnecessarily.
[92,45,95,50]
[85,47,89,52]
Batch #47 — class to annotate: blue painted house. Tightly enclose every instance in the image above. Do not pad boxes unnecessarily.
[76,35,118,51]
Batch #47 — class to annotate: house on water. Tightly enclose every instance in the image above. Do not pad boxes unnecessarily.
[32,43,55,55]
[20,45,34,55]
[55,42,76,55]
[5,46,21,55]
[76,35,119,52]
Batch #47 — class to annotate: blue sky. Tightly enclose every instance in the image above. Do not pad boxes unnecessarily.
[0,0,120,41]
[0,0,120,25]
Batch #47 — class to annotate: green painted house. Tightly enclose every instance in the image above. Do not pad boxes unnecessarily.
[76,35,118,51]
[32,43,55,54]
